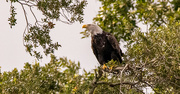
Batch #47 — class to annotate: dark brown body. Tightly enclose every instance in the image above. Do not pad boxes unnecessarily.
[91,31,123,65]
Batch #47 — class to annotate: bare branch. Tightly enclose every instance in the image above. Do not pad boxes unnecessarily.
[18,0,37,6]
[120,64,128,94]
[30,7,37,23]
[29,6,43,26]
[19,2,29,27]
[96,80,144,94]
[59,18,73,25]
[96,81,137,87]
[59,8,73,24]
[18,1,30,46]
[141,81,157,94]
[18,1,36,7]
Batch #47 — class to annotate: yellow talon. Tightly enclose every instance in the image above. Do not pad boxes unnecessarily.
[109,66,113,70]
[102,64,107,69]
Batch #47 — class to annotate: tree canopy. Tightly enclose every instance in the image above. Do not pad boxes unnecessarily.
[1,0,180,94]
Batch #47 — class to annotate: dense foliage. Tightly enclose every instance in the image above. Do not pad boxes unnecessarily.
[0,55,88,93]
[125,21,180,93]
[2,0,180,94]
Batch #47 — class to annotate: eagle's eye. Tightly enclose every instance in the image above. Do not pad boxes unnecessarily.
[87,24,91,27]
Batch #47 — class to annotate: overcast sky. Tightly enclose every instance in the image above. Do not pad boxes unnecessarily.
[0,0,106,72]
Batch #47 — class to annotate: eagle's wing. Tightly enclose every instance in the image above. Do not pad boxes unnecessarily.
[91,36,105,65]
[91,41,98,58]
[106,32,123,58]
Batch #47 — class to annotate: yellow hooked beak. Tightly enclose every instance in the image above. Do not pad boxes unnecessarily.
[82,24,87,28]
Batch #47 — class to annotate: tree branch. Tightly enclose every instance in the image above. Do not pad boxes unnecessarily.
[18,1,30,46]
[89,68,103,94]
[59,8,73,24]
[19,2,29,27]
[141,80,157,94]
[96,81,137,87]
[120,64,128,94]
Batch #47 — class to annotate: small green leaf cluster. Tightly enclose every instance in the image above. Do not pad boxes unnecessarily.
[93,0,136,42]
[7,0,19,28]
[37,0,87,23]
[80,29,90,39]
[24,23,61,59]
[8,5,17,28]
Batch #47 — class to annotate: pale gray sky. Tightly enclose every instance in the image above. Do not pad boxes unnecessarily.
[0,0,104,72]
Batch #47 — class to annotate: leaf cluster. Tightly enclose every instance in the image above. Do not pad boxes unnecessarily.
[24,23,61,59]
[7,0,87,59]
[8,4,17,28]
[37,0,87,23]
[93,0,137,42]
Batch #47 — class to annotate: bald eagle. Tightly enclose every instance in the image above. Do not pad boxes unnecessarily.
[82,24,123,65]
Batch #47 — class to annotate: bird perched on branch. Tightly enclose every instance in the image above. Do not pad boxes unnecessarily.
[82,24,123,69]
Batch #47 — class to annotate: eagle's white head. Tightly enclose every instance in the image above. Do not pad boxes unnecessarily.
[82,24,103,36]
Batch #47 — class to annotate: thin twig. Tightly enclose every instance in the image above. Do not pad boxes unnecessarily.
[19,2,29,28]
[97,80,144,94]
[18,0,37,6]
[141,81,158,94]
[59,18,72,24]
[59,8,73,24]
[18,1,30,46]
[29,6,42,26]
[119,64,128,94]
[61,8,70,21]
[18,1,36,6]
[97,81,137,87]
